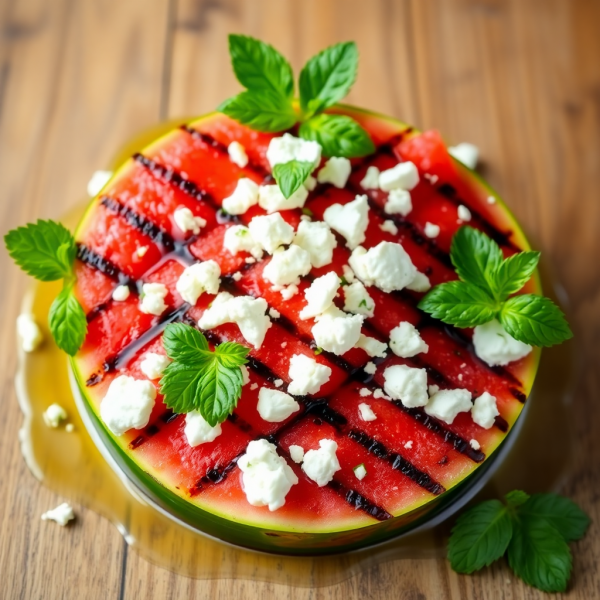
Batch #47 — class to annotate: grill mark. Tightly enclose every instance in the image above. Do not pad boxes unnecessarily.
[129,435,145,450]
[326,480,392,521]
[77,243,130,284]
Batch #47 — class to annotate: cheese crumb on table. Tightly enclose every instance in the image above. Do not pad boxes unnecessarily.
[41,503,75,526]
[87,170,112,197]
[16,313,43,352]
[43,403,68,428]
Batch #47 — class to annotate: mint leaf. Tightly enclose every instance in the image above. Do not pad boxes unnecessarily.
[228,34,294,98]
[507,516,572,593]
[48,283,87,356]
[520,494,591,542]
[299,41,358,116]
[491,251,540,298]
[5,219,76,281]
[218,90,297,133]
[499,294,573,347]
[450,226,502,295]
[162,321,208,361]
[299,114,374,158]
[273,160,313,199]
[418,281,498,327]
[448,499,513,574]
[505,490,530,509]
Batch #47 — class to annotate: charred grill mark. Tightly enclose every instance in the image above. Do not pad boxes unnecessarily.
[160,409,180,424]
[129,435,145,450]
[200,452,243,485]
[77,243,130,284]
[327,480,392,521]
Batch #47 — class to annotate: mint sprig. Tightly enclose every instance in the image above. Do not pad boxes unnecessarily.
[273,160,314,199]
[418,226,572,347]
[449,491,590,593]
[5,220,87,355]
[159,323,250,426]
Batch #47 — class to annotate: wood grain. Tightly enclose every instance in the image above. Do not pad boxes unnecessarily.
[1,0,599,598]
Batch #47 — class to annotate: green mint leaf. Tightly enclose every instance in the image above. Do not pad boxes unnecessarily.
[162,322,209,362]
[491,251,540,298]
[418,281,498,328]
[5,219,76,282]
[507,516,572,593]
[218,90,297,133]
[505,490,530,509]
[48,283,87,356]
[299,41,358,116]
[448,499,513,574]
[273,160,314,199]
[228,34,294,98]
[499,294,573,347]
[299,114,374,158]
[519,494,591,542]
[450,226,502,295]
[213,341,250,369]
[159,361,211,415]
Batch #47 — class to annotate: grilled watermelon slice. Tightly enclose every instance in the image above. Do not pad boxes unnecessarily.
[70,105,540,555]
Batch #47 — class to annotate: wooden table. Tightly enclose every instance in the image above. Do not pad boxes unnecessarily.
[1,0,598,598]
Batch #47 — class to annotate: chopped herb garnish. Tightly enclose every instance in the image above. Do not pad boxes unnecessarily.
[314,347,324,355]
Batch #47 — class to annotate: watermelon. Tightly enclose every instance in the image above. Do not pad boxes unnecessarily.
[70,105,540,555]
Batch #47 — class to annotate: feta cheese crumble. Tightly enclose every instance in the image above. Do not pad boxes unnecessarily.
[222,178,259,215]
[184,410,222,446]
[140,352,170,380]
[288,354,331,395]
[349,241,417,293]
[293,220,337,268]
[355,334,388,358]
[425,388,472,424]
[404,440,413,449]
[87,170,112,197]
[174,207,207,235]
[41,503,75,526]
[223,225,263,259]
[248,213,294,254]
[16,313,43,352]
[360,165,380,189]
[263,245,312,287]
[406,271,432,293]
[238,439,298,511]
[302,439,341,487]
[100,375,157,436]
[258,183,308,213]
[343,280,375,317]
[354,464,367,480]
[323,194,370,250]
[472,319,532,366]
[358,403,377,422]
[299,271,339,320]
[383,365,429,408]
[389,322,429,358]
[470,439,481,450]
[380,219,399,235]
[317,157,351,188]
[289,445,305,463]
[228,140,249,168]
[266,133,322,169]
[280,284,299,299]
[136,245,149,258]
[448,142,479,169]
[385,188,412,216]
[471,391,500,429]
[43,403,67,428]
[257,388,300,422]
[457,204,472,222]
[424,222,440,238]
[364,361,377,375]
[379,161,419,192]
[139,283,168,316]
[112,285,130,302]
[312,306,364,355]
[176,260,220,305]
[359,388,372,397]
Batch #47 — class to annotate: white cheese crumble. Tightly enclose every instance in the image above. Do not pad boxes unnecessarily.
[248,213,295,254]
[288,354,331,395]
[380,219,399,235]
[222,178,259,215]
[373,388,389,400]
[364,361,377,375]
[360,166,380,189]
[424,222,440,238]
[404,440,413,449]
[232,271,242,281]
[293,220,337,268]
[136,246,149,258]
[139,282,168,316]
[379,161,419,192]
[173,207,207,235]
[385,188,412,216]
[304,175,317,191]
[383,365,429,408]
[241,365,250,385]
[317,157,351,188]
[354,464,367,480]
[258,183,308,213]
[228,140,249,168]
[41,503,75,526]
[289,445,305,463]
[448,143,479,169]
[257,388,300,422]
[238,439,298,511]
[471,391,500,429]
[223,225,263,259]
[389,322,429,358]
[359,388,372,397]
[299,271,339,320]
[425,388,472,424]
[266,133,322,169]
[198,292,271,348]
[312,306,364,355]
[429,384,440,396]
[457,204,472,222]
[140,353,170,380]
[263,245,312,287]
[349,241,417,293]
[343,281,375,317]
[87,170,112,197]
[302,439,341,486]
[342,264,356,283]
[184,410,222,446]
[43,403,67,428]
[358,403,377,422]
[176,260,221,305]
[280,284,299,300]
[16,313,43,352]
[355,334,388,358]
[112,285,130,302]
[323,194,370,250]
[472,319,532,366]
[406,271,432,293]
[269,307,280,319]
[100,375,157,436]
[274,379,283,387]
[487,195,496,204]
[470,439,481,450]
